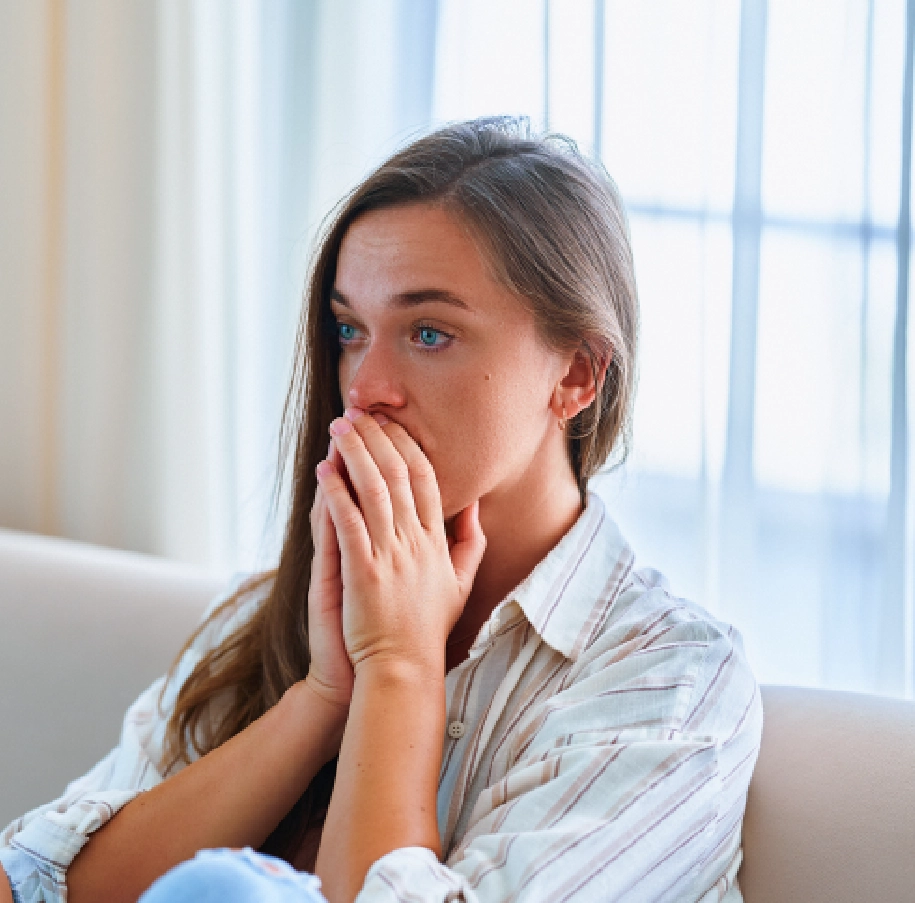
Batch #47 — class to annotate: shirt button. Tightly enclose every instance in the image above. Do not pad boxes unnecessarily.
[447,720,466,739]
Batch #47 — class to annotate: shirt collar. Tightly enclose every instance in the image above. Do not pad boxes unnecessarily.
[509,490,635,661]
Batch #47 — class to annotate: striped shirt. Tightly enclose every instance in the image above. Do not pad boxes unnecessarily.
[1,490,762,902]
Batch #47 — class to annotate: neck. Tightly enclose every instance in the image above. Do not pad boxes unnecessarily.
[447,453,585,665]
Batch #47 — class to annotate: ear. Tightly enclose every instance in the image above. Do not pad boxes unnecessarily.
[551,345,611,421]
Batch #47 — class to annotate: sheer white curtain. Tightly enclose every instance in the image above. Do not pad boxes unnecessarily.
[0,0,436,573]
[1,0,160,553]
[151,0,438,570]
[432,0,914,696]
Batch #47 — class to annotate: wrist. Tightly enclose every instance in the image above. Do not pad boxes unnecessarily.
[352,658,447,729]
[282,678,349,764]
[353,654,445,690]
[301,670,352,718]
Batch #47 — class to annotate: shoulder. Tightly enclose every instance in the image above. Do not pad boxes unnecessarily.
[569,561,761,745]
[597,564,741,658]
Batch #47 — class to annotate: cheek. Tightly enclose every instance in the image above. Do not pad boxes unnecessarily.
[425,373,545,512]
[337,357,353,399]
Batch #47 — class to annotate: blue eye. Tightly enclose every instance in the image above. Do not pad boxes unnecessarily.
[337,323,356,343]
[412,324,453,351]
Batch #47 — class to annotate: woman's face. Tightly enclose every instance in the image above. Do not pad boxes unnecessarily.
[331,202,573,520]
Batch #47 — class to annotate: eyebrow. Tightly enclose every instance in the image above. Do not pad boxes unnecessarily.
[329,287,471,312]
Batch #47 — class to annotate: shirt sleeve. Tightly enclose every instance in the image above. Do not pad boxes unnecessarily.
[357,602,763,903]
[0,573,262,903]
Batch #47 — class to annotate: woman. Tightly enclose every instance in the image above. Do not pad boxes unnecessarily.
[1,118,762,903]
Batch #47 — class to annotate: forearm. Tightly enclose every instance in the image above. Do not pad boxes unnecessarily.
[315,661,446,903]
[0,868,12,903]
[68,680,345,903]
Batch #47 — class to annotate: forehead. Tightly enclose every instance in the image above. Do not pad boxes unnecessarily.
[334,203,522,318]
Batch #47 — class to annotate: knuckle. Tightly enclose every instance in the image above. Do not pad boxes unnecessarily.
[334,427,357,449]
[324,479,346,498]
[394,523,421,553]
[340,509,363,533]
[387,461,411,489]
[412,455,436,483]
[365,558,382,581]
[324,481,354,511]
[364,481,390,506]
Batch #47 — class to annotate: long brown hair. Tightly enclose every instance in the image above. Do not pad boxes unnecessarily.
[162,116,639,859]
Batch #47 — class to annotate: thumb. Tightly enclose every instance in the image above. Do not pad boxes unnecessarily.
[449,500,487,597]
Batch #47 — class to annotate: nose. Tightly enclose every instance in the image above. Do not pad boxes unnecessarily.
[343,341,407,411]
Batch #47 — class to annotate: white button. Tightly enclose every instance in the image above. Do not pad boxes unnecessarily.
[447,720,466,739]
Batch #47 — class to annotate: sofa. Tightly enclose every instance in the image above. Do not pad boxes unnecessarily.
[1,528,914,901]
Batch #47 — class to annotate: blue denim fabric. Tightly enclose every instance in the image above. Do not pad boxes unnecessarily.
[1,849,35,903]
[139,849,327,903]
[6,870,23,903]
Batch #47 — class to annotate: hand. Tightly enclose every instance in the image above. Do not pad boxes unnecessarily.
[304,440,355,717]
[315,408,487,675]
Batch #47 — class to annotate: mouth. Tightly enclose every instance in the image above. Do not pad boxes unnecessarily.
[380,415,427,458]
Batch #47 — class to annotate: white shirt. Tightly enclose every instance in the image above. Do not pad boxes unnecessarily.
[1,491,762,902]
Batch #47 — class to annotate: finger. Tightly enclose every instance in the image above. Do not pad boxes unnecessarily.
[319,441,356,556]
[346,410,418,528]
[328,435,358,505]
[323,493,340,560]
[377,419,443,532]
[329,411,395,542]
[312,486,341,589]
[449,500,487,599]
[316,458,372,561]
[309,440,336,533]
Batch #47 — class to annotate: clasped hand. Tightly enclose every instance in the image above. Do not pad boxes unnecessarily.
[305,407,486,716]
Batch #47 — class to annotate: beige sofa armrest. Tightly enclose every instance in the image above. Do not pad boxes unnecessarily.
[740,685,915,903]
[0,530,226,827]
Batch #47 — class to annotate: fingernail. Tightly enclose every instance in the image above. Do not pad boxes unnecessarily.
[373,413,389,426]
[329,418,352,436]
[316,460,332,479]
[344,407,364,422]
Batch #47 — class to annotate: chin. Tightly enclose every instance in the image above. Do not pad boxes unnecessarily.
[440,482,493,523]
[434,462,499,521]
[438,487,469,522]
[440,499,460,522]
